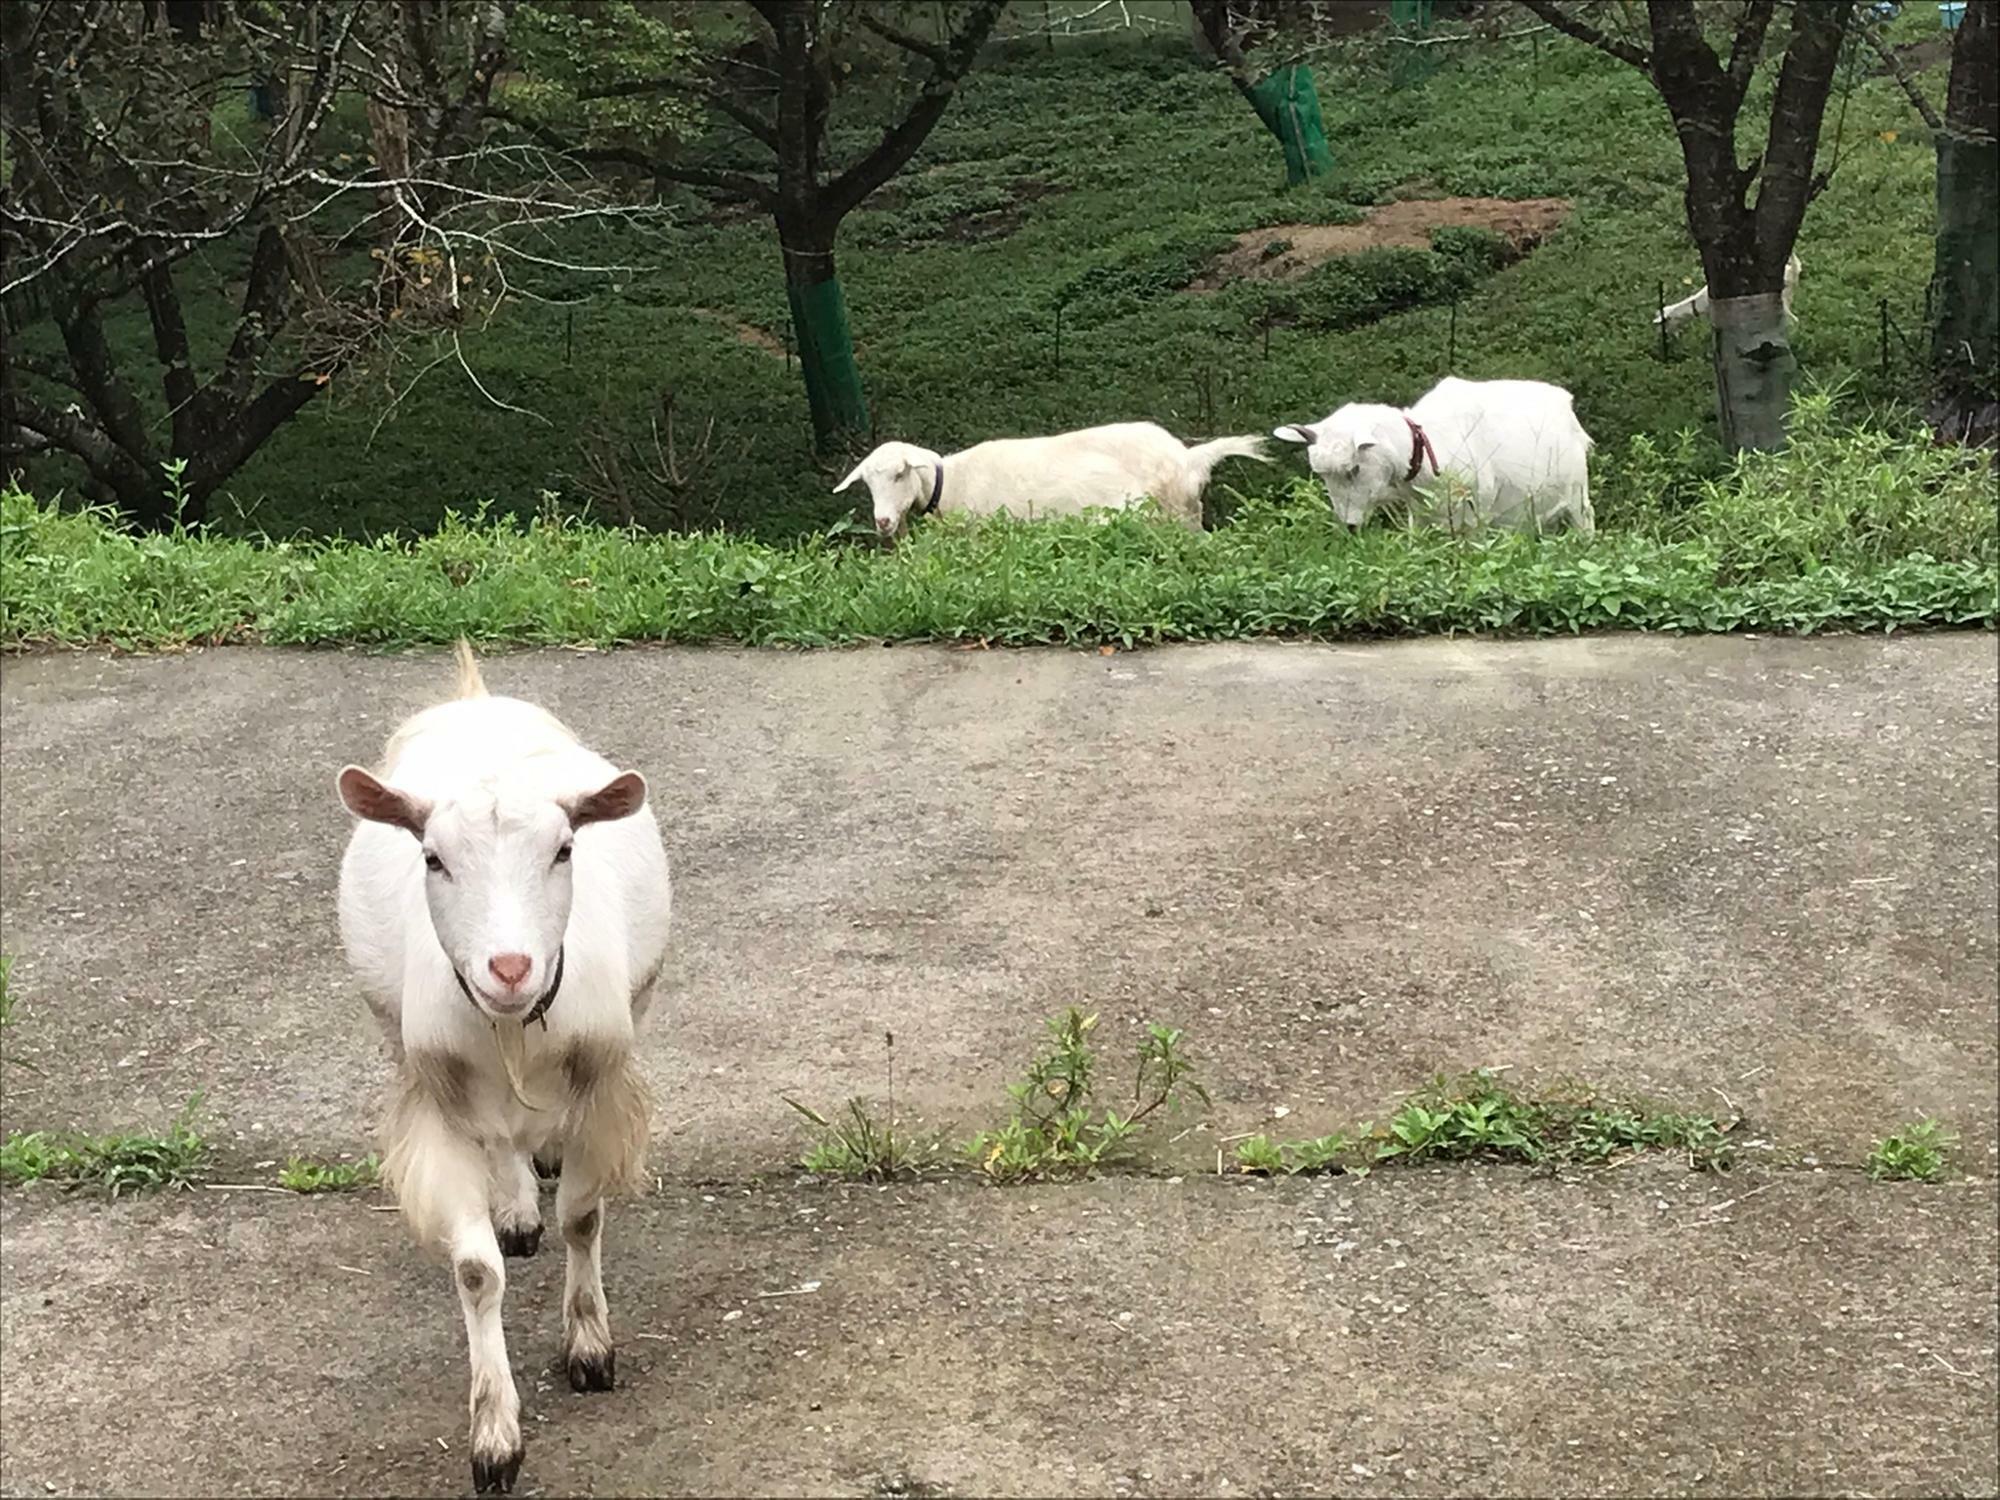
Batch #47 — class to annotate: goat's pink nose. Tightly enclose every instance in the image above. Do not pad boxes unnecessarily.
[488,953,532,989]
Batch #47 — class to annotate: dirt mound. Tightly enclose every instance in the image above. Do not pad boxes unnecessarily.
[1190,196,1571,290]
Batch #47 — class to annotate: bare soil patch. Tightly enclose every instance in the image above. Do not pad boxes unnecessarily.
[1190,195,1572,290]
[691,307,786,359]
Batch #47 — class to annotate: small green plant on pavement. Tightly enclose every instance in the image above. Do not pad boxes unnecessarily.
[966,1009,1209,1183]
[1235,1131,1356,1176]
[787,1030,935,1181]
[0,1094,209,1196]
[1866,1120,1957,1183]
[278,1153,381,1193]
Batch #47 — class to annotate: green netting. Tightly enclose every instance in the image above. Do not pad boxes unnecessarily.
[1388,0,1435,22]
[785,274,869,446]
[1389,0,1441,90]
[1244,63,1335,186]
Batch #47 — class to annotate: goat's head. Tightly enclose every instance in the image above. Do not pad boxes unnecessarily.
[336,766,648,1021]
[1274,406,1403,530]
[831,441,944,539]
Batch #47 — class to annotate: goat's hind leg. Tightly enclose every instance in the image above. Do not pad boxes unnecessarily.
[491,1145,542,1258]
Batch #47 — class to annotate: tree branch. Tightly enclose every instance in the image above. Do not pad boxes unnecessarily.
[578,75,780,152]
[1856,14,1942,132]
[1515,0,1650,70]
[823,0,1007,223]
[857,10,947,67]
[1723,0,1776,111]
[5,385,151,495]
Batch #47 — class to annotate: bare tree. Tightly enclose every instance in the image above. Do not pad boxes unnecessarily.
[0,0,664,528]
[496,0,1007,455]
[1520,0,1855,450]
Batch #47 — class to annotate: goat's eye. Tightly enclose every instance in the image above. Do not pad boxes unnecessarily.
[554,843,573,865]
[423,851,446,875]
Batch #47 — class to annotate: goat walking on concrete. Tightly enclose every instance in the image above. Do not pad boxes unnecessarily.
[335,642,671,1494]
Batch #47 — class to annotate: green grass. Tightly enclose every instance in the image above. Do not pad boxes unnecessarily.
[277,1153,381,1193]
[0,1094,209,1196]
[10,10,1957,542]
[1866,1119,1957,1183]
[6,396,1994,651]
[0,954,14,1030]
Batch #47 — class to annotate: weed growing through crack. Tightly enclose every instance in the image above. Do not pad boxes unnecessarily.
[278,1154,381,1193]
[1866,1120,1957,1183]
[1372,1070,1736,1172]
[1235,1131,1356,1176]
[0,954,13,1030]
[788,1031,936,1181]
[0,1093,209,1195]
[966,1009,1209,1183]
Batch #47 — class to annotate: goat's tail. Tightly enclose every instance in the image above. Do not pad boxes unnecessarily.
[1181,433,1271,492]
[452,638,488,700]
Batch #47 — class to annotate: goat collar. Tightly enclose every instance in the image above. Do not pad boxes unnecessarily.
[454,946,565,1031]
[1402,416,1438,482]
[919,462,944,516]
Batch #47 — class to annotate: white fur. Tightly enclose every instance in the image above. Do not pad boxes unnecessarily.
[335,643,670,1492]
[833,421,1270,536]
[1655,251,1802,336]
[1275,376,1595,534]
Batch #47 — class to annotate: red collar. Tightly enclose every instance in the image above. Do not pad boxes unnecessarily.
[1403,416,1438,481]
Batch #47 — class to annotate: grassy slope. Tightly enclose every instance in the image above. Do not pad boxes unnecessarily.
[22,9,1948,543]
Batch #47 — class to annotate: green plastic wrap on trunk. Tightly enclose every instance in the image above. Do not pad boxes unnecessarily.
[785,274,870,449]
[1244,64,1334,186]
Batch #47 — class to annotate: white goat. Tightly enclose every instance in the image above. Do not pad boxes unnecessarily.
[833,421,1270,536]
[1274,376,1595,535]
[1655,251,1802,336]
[335,642,670,1495]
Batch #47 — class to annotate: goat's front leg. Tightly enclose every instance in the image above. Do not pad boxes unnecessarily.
[410,1125,525,1492]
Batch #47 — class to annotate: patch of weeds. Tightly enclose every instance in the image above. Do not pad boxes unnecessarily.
[966,1009,1208,1183]
[0,953,13,1029]
[1368,1070,1735,1172]
[1866,1119,1957,1183]
[1235,1131,1358,1176]
[278,1153,380,1193]
[787,1030,934,1181]
[0,1094,209,1196]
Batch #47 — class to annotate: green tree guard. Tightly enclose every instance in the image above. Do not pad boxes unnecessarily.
[1243,64,1336,186]
[786,273,870,451]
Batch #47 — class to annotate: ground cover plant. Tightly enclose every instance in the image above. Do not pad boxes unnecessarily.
[5,395,1993,652]
[0,1095,210,1197]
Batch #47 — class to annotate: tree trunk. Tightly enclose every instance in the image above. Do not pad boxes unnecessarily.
[1190,1,1336,186]
[1930,0,1999,444]
[1709,293,1796,452]
[780,216,869,452]
[1243,63,1336,186]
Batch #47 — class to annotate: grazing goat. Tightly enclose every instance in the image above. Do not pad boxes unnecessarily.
[1274,376,1595,535]
[335,642,671,1495]
[1655,252,1802,336]
[833,421,1270,537]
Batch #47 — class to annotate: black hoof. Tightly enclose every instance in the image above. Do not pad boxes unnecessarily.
[566,1349,616,1393]
[471,1446,524,1494]
[532,1151,562,1181]
[497,1223,542,1259]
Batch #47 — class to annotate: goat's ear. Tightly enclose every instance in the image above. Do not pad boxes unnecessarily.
[564,770,647,829]
[1272,424,1315,444]
[337,766,431,838]
[832,463,866,494]
[1356,439,1377,451]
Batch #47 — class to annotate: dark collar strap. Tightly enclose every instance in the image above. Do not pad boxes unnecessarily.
[454,946,565,1030]
[919,462,944,515]
[1403,416,1438,482]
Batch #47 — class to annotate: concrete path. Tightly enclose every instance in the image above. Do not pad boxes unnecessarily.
[2,636,1995,1496]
